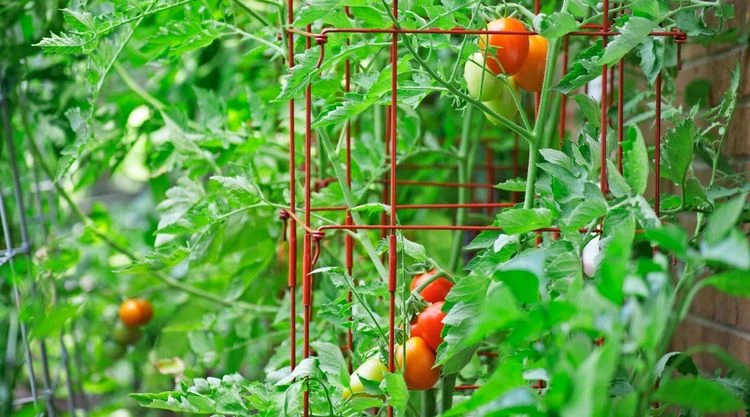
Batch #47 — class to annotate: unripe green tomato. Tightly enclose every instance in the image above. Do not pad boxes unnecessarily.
[482,80,519,125]
[104,341,127,360]
[342,356,388,399]
[113,322,142,346]
[463,52,503,101]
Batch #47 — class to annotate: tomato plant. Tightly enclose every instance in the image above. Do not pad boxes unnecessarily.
[0,0,747,416]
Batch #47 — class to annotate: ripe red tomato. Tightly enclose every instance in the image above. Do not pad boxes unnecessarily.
[395,337,440,390]
[512,35,548,92]
[119,299,154,327]
[410,317,422,339]
[410,270,453,303]
[478,17,530,75]
[416,302,446,352]
[113,322,142,345]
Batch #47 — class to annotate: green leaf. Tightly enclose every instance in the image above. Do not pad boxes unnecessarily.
[598,17,657,65]
[436,274,490,373]
[540,148,576,173]
[572,94,601,128]
[62,9,96,32]
[538,12,579,39]
[442,358,525,416]
[384,373,408,417]
[653,377,744,413]
[596,224,635,304]
[644,224,688,257]
[565,199,607,229]
[310,342,348,388]
[705,193,747,244]
[655,352,698,378]
[35,32,90,55]
[561,336,621,417]
[622,125,649,195]
[660,119,696,185]
[700,230,750,269]
[494,177,526,192]
[554,41,604,94]
[496,208,553,234]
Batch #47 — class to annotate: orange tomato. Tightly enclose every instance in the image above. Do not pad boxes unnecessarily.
[512,35,548,92]
[410,270,453,303]
[478,17,530,76]
[119,299,154,327]
[395,337,440,390]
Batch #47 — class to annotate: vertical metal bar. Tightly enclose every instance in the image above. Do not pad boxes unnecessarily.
[599,0,610,195]
[286,0,298,372]
[388,2,399,416]
[301,15,315,416]
[344,5,354,374]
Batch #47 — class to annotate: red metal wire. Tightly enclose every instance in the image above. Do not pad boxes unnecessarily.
[599,0,611,195]
[284,2,687,408]
[388,4,398,416]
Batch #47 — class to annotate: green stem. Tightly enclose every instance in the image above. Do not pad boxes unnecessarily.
[523,34,562,209]
[421,389,437,417]
[449,106,477,271]
[441,374,457,412]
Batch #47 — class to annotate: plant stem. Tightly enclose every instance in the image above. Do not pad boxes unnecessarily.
[448,106,477,271]
[523,35,562,209]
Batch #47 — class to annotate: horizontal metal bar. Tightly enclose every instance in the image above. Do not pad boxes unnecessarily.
[310,203,515,212]
[287,26,687,41]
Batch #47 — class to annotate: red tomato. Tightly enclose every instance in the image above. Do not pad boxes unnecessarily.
[119,299,154,327]
[512,35,548,92]
[416,302,446,352]
[478,17,530,75]
[395,337,440,390]
[410,270,453,303]
[410,317,422,339]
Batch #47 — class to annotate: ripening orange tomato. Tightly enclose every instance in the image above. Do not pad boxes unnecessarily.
[395,337,440,390]
[478,17,530,76]
[512,35,548,92]
[119,299,154,327]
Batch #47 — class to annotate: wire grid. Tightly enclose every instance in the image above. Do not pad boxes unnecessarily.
[282,0,687,416]
[1,78,84,415]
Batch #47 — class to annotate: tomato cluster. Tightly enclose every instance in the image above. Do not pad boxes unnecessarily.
[342,271,452,395]
[404,270,452,390]
[463,17,548,124]
[111,299,154,351]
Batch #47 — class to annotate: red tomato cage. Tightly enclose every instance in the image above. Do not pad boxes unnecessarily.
[281,0,687,414]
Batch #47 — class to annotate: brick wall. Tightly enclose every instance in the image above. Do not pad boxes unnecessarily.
[670,0,750,394]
